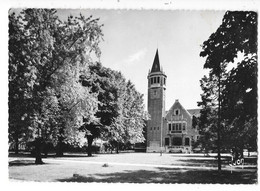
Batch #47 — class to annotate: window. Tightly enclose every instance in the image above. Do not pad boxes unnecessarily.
[174,109,180,116]
[154,127,156,130]
[183,123,186,130]
[185,137,190,146]
[165,138,169,146]
[164,78,166,85]
[154,77,156,83]
[176,123,179,130]
[172,137,182,146]
[150,78,153,85]
[172,124,175,131]
[168,123,172,131]
[158,127,159,130]
[150,127,152,130]
[157,77,160,83]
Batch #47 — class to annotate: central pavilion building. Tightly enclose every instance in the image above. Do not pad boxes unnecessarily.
[146,49,200,153]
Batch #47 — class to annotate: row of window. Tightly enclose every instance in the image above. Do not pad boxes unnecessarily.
[150,127,160,131]
[150,76,166,85]
[168,123,186,131]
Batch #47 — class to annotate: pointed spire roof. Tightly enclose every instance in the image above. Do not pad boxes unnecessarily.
[151,49,161,72]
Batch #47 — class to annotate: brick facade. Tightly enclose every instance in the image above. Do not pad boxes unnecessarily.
[147,50,200,153]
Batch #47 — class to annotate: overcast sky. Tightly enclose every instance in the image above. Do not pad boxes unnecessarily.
[56,9,226,110]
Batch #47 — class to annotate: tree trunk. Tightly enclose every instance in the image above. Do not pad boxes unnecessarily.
[116,142,119,154]
[87,136,93,157]
[217,71,221,172]
[56,138,64,157]
[15,134,19,154]
[35,138,43,164]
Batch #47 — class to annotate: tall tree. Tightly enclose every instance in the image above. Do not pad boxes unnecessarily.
[79,63,148,156]
[79,63,119,156]
[8,9,103,163]
[196,75,219,154]
[199,11,257,170]
[9,12,32,154]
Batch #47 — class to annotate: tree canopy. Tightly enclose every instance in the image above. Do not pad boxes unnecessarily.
[198,11,257,156]
[9,8,148,161]
[79,63,148,156]
[9,9,103,162]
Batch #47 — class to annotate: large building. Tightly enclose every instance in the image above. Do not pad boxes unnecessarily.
[147,49,200,153]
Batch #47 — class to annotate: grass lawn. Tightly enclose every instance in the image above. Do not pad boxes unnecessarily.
[9,152,257,184]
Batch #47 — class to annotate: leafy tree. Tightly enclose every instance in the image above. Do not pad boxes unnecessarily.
[8,9,103,163]
[196,75,219,154]
[79,63,119,156]
[105,80,147,153]
[80,63,148,156]
[199,11,257,170]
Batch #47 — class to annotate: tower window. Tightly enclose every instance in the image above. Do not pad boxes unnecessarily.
[157,77,160,83]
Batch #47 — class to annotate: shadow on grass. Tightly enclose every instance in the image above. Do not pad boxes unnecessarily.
[9,152,99,159]
[9,160,50,166]
[177,159,229,167]
[57,168,257,184]
[177,157,257,167]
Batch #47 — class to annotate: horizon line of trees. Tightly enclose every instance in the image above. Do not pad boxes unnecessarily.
[9,9,148,164]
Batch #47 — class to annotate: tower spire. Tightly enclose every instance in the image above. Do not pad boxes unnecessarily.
[151,49,161,73]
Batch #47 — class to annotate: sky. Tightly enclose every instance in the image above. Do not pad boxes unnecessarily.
[39,9,224,110]
[56,9,226,110]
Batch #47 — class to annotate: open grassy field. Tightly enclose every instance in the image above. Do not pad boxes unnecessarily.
[9,152,257,184]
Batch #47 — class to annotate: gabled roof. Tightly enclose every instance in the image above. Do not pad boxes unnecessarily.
[151,49,161,73]
[187,109,201,117]
[166,99,191,118]
[165,100,201,118]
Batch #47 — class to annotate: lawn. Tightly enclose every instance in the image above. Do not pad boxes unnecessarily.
[9,152,257,184]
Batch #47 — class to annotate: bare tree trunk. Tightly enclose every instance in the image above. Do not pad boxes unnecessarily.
[217,71,221,172]
[35,138,43,164]
[56,137,64,157]
[116,142,119,154]
[87,136,93,157]
[15,133,19,154]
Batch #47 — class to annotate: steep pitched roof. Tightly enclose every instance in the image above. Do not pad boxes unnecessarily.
[151,49,161,72]
[187,109,201,117]
[166,99,191,118]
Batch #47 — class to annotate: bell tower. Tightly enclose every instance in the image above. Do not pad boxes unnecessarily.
[147,49,167,152]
